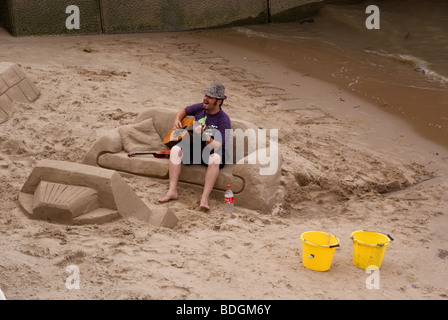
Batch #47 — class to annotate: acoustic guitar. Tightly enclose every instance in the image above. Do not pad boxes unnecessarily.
[128,116,197,158]
[162,115,195,149]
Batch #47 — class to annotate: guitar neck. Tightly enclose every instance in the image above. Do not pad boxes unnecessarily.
[128,151,158,157]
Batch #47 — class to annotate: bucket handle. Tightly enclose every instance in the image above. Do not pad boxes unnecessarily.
[329,244,340,248]
[377,234,394,247]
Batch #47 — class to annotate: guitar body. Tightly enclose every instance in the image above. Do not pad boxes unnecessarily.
[163,116,195,149]
[128,116,196,159]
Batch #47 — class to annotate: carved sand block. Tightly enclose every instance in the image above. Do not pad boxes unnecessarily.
[0,62,40,124]
[19,160,178,228]
[32,181,103,222]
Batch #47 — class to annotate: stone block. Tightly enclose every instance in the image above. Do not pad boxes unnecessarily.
[0,62,40,122]
[0,62,23,87]
[17,78,40,102]
[9,63,27,80]
[0,108,8,124]
[0,77,8,95]
[24,77,40,96]
[5,84,29,103]
[0,94,13,114]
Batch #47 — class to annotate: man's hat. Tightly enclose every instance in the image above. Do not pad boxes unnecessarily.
[203,83,227,100]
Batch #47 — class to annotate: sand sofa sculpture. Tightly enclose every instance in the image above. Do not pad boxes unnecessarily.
[0,62,40,124]
[18,160,178,228]
[83,107,282,214]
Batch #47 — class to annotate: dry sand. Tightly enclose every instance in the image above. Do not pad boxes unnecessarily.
[0,27,447,300]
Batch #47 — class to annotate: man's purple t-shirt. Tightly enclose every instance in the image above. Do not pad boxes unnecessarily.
[185,103,231,160]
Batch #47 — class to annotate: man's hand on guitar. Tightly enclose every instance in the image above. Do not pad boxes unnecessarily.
[163,115,195,149]
[173,118,183,130]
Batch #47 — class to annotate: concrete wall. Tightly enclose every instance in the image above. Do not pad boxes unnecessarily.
[269,0,366,22]
[101,0,267,33]
[2,0,102,36]
[0,0,13,35]
[269,0,325,22]
[0,0,367,36]
[327,0,366,4]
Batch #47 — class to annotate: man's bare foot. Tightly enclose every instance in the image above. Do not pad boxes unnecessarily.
[158,190,178,203]
[200,203,210,211]
[200,197,210,211]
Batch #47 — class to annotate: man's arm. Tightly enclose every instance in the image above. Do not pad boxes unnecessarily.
[173,107,187,129]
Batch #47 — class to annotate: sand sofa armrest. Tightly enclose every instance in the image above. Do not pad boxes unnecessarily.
[232,145,282,214]
[83,129,122,166]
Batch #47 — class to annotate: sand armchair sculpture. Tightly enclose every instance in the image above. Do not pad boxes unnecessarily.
[83,107,282,214]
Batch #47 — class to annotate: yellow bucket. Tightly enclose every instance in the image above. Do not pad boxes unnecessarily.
[351,230,394,269]
[300,231,340,271]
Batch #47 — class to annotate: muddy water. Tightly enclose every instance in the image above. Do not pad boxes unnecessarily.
[200,0,448,148]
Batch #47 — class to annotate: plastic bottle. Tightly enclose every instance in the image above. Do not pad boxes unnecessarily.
[224,184,234,214]
[0,287,6,300]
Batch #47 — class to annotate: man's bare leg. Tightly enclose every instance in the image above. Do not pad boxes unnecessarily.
[158,146,182,202]
[200,154,221,211]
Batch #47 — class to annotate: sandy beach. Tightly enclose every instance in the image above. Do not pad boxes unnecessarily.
[0,26,447,300]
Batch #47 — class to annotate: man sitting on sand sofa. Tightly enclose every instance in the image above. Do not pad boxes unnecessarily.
[83,107,281,214]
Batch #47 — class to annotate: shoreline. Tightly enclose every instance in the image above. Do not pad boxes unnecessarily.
[0,28,447,300]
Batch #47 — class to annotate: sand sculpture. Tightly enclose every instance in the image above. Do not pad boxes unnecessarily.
[19,160,178,228]
[83,107,282,214]
[0,62,40,124]
[7,63,177,227]
[11,63,280,224]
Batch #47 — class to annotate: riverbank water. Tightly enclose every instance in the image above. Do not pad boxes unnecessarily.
[199,0,448,149]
